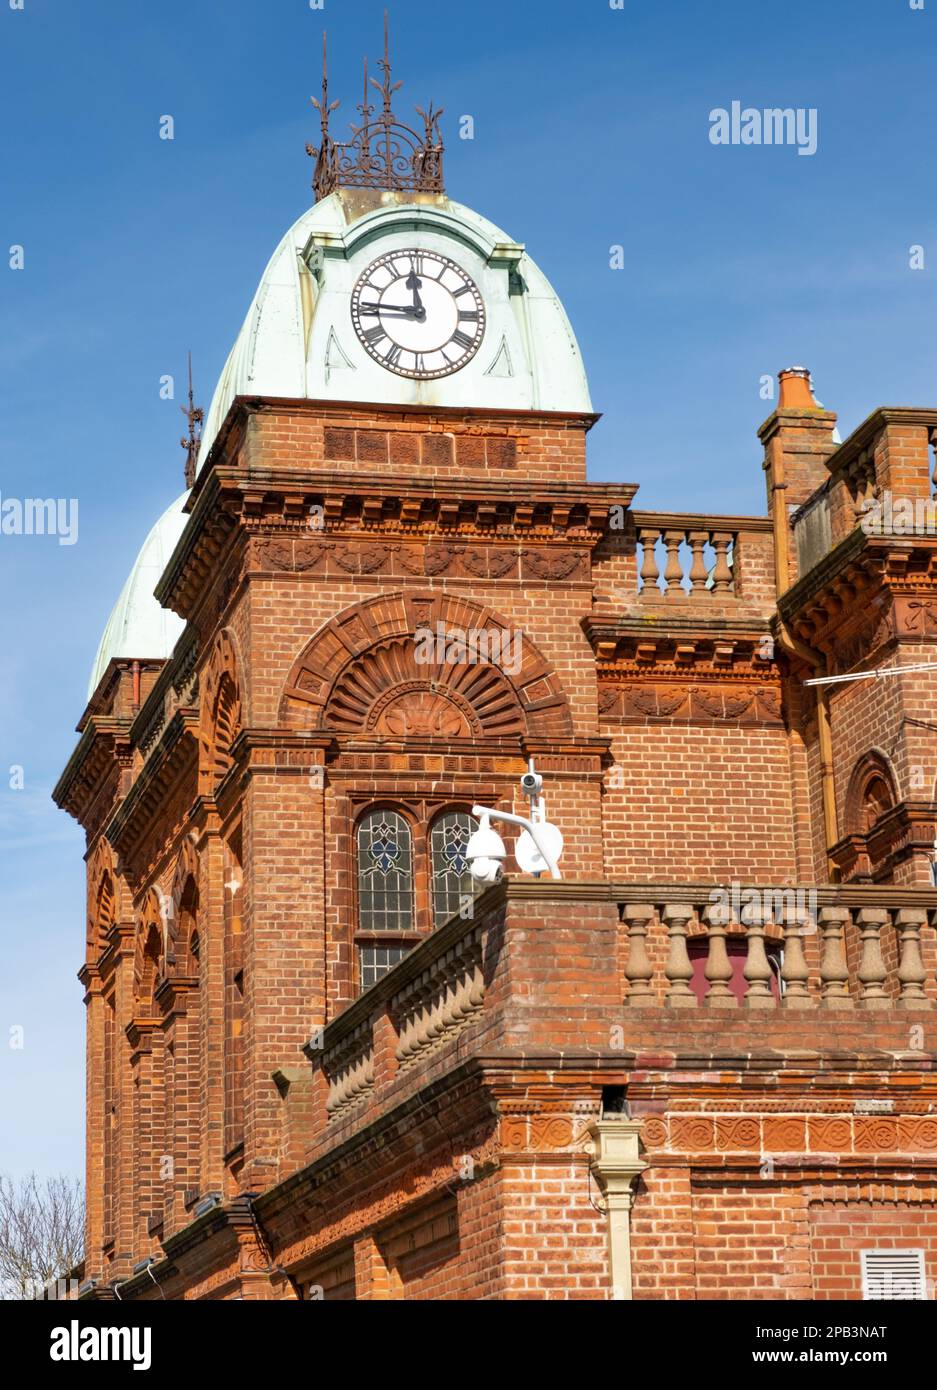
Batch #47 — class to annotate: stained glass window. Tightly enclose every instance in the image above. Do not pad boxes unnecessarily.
[357,809,414,933]
[359,944,410,993]
[431,811,478,927]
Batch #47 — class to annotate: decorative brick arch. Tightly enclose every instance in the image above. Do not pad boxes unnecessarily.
[133,890,165,1012]
[844,750,900,835]
[170,834,200,972]
[279,591,573,738]
[87,838,123,960]
[200,631,244,795]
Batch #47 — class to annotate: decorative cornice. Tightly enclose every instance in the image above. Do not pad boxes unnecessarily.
[779,532,937,658]
[584,615,773,664]
[106,711,199,866]
[52,717,132,827]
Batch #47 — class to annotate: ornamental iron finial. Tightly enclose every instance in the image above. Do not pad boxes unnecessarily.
[306,10,445,202]
[180,352,203,489]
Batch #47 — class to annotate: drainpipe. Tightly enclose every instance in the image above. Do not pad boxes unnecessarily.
[776,621,839,881]
[767,431,792,596]
[587,1118,646,1300]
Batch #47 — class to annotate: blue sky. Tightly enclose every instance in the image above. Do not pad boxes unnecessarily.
[0,0,934,1183]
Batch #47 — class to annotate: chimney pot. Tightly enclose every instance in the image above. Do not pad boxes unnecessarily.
[778,366,819,411]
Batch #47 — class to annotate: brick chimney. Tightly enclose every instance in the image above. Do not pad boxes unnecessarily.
[759,367,839,592]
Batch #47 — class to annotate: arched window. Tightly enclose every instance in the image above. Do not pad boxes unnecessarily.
[861,774,893,832]
[356,809,414,992]
[357,810,414,933]
[430,811,478,927]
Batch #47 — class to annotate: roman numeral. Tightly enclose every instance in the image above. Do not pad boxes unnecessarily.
[413,353,426,375]
[452,330,474,350]
[384,342,403,367]
[458,310,479,322]
[363,325,386,346]
[453,285,473,298]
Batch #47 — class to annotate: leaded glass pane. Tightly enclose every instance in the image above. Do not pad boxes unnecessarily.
[431,811,478,927]
[357,810,414,933]
[358,944,410,993]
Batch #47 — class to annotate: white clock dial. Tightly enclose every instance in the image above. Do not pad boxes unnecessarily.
[351,249,486,379]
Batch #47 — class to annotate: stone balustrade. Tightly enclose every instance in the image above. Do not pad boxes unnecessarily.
[636,523,735,601]
[290,882,937,1158]
[391,924,484,1069]
[619,891,934,1011]
[321,1019,375,1118]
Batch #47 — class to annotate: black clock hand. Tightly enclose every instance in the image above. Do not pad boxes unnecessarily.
[406,269,425,318]
[358,302,421,317]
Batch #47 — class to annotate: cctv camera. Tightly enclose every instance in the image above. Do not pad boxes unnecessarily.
[520,771,542,796]
[470,858,504,886]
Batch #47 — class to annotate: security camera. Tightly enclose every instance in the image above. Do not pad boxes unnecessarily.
[520,771,542,796]
[466,815,507,886]
[470,857,504,886]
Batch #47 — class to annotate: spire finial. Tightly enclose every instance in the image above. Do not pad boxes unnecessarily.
[306,29,341,196]
[372,7,403,115]
[180,352,203,490]
[306,11,445,201]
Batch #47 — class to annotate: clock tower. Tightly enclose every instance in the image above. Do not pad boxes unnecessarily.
[56,14,937,1305]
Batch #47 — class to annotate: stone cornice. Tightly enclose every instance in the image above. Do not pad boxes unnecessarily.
[106,711,199,865]
[52,717,132,825]
[584,614,774,668]
[159,468,638,619]
[779,529,937,627]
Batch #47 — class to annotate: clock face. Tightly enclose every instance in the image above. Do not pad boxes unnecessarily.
[351,249,486,380]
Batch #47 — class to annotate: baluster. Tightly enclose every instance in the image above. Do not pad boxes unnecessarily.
[662,530,687,600]
[395,998,417,1062]
[857,908,889,1010]
[895,909,931,1010]
[426,971,447,1043]
[469,943,485,1009]
[662,903,697,1008]
[623,904,656,1007]
[687,530,709,597]
[819,907,854,1009]
[413,976,435,1049]
[639,529,661,602]
[742,907,775,1008]
[780,918,814,1009]
[710,532,734,594]
[703,903,737,1008]
[449,950,472,1025]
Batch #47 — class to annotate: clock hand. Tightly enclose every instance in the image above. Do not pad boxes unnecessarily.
[406,269,424,316]
[358,302,421,317]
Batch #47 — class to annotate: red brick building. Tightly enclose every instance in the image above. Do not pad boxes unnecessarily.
[54,40,937,1301]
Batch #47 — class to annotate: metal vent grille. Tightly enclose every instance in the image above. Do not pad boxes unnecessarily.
[860,1249,926,1300]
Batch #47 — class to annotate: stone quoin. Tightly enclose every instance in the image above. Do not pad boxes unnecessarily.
[54,21,937,1301]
